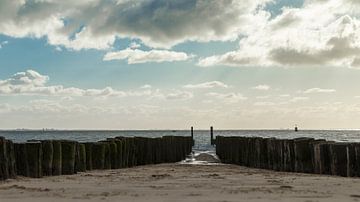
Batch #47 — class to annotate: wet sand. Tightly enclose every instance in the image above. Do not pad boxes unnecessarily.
[1,162,360,202]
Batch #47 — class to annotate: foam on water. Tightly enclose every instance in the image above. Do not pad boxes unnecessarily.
[180,151,221,165]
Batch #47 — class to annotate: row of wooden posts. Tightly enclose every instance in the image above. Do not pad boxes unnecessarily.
[215,136,360,177]
[0,136,193,180]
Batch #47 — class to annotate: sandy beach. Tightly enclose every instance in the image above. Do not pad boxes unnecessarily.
[1,162,360,202]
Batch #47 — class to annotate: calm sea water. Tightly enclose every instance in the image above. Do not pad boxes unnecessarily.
[1,130,360,151]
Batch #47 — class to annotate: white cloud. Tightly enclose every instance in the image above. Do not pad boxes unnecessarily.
[164,91,193,101]
[198,0,360,69]
[256,95,270,99]
[129,42,141,49]
[0,0,271,50]
[254,101,276,106]
[183,81,229,89]
[140,84,152,89]
[252,84,271,91]
[0,70,198,103]
[290,96,309,102]
[302,88,336,94]
[103,49,191,64]
[0,70,148,97]
[207,92,247,103]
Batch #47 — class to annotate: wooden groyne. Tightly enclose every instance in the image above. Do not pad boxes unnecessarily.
[215,136,360,177]
[0,136,193,180]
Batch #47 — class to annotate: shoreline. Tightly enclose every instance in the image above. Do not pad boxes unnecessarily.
[1,163,360,202]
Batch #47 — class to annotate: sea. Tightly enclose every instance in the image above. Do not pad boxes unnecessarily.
[1,130,360,152]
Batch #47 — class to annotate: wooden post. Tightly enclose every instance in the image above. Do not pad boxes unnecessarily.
[330,143,349,177]
[42,140,53,176]
[26,142,43,178]
[14,143,29,177]
[210,126,214,145]
[84,143,93,170]
[115,140,123,168]
[76,143,86,172]
[191,127,194,146]
[91,143,105,170]
[109,141,118,169]
[0,137,9,180]
[61,141,76,175]
[6,140,16,179]
[52,140,62,176]
[294,138,315,173]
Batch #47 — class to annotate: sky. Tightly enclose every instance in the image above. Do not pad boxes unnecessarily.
[1,0,360,130]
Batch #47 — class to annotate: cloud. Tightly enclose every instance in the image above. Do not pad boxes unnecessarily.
[256,95,270,99]
[198,0,360,69]
[163,91,193,101]
[140,84,152,89]
[207,92,247,103]
[183,81,229,89]
[103,49,191,64]
[0,70,197,103]
[0,70,144,97]
[129,42,141,49]
[290,97,309,102]
[254,101,275,106]
[252,84,271,91]
[302,88,336,94]
[0,0,271,50]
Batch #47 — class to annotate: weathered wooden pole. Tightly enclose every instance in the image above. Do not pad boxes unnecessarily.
[109,141,118,169]
[294,138,315,173]
[14,143,29,177]
[0,137,9,180]
[210,126,214,145]
[76,143,86,172]
[42,140,53,176]
[191,127,194,146]
[84,143,93,170]
[61,141,76,175]
[52,140,62,175]
[6,140,16,178]
[26,142,43,178]
[330,143,349,177]
[91,142,106,170]
[115,140,123,168]
[103,142,112,169]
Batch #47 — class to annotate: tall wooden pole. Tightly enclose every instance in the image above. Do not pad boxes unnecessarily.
[210,126,214,145]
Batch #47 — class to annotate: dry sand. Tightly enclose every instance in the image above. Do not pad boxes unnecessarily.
[1,162,360,202]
